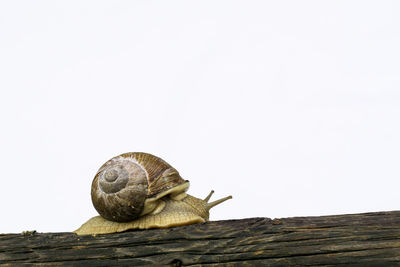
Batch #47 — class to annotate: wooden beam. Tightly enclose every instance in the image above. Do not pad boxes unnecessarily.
[1,211,400,266]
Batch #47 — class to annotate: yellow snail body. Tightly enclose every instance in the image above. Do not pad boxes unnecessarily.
[74,152,232,235]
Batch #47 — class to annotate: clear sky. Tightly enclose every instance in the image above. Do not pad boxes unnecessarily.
[1,1,399,233]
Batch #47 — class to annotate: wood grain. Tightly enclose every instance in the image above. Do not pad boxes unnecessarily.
[1,211,400,266]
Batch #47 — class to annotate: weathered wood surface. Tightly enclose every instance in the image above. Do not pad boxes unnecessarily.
[1,211,400,266]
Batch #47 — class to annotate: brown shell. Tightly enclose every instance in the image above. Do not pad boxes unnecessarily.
[91,152,187,222]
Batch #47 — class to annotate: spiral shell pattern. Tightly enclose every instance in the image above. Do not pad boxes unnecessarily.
[91,152,186,222]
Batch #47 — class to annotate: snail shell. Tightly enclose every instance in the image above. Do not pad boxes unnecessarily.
[91,152,189,222]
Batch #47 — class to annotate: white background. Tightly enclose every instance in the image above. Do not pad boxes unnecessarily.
[1,1,399,233]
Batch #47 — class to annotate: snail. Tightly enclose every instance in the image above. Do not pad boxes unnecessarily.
[74,152,232,235]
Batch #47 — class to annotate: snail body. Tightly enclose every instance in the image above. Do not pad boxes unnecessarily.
[74,191,231,235]
[74,152,232,235]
